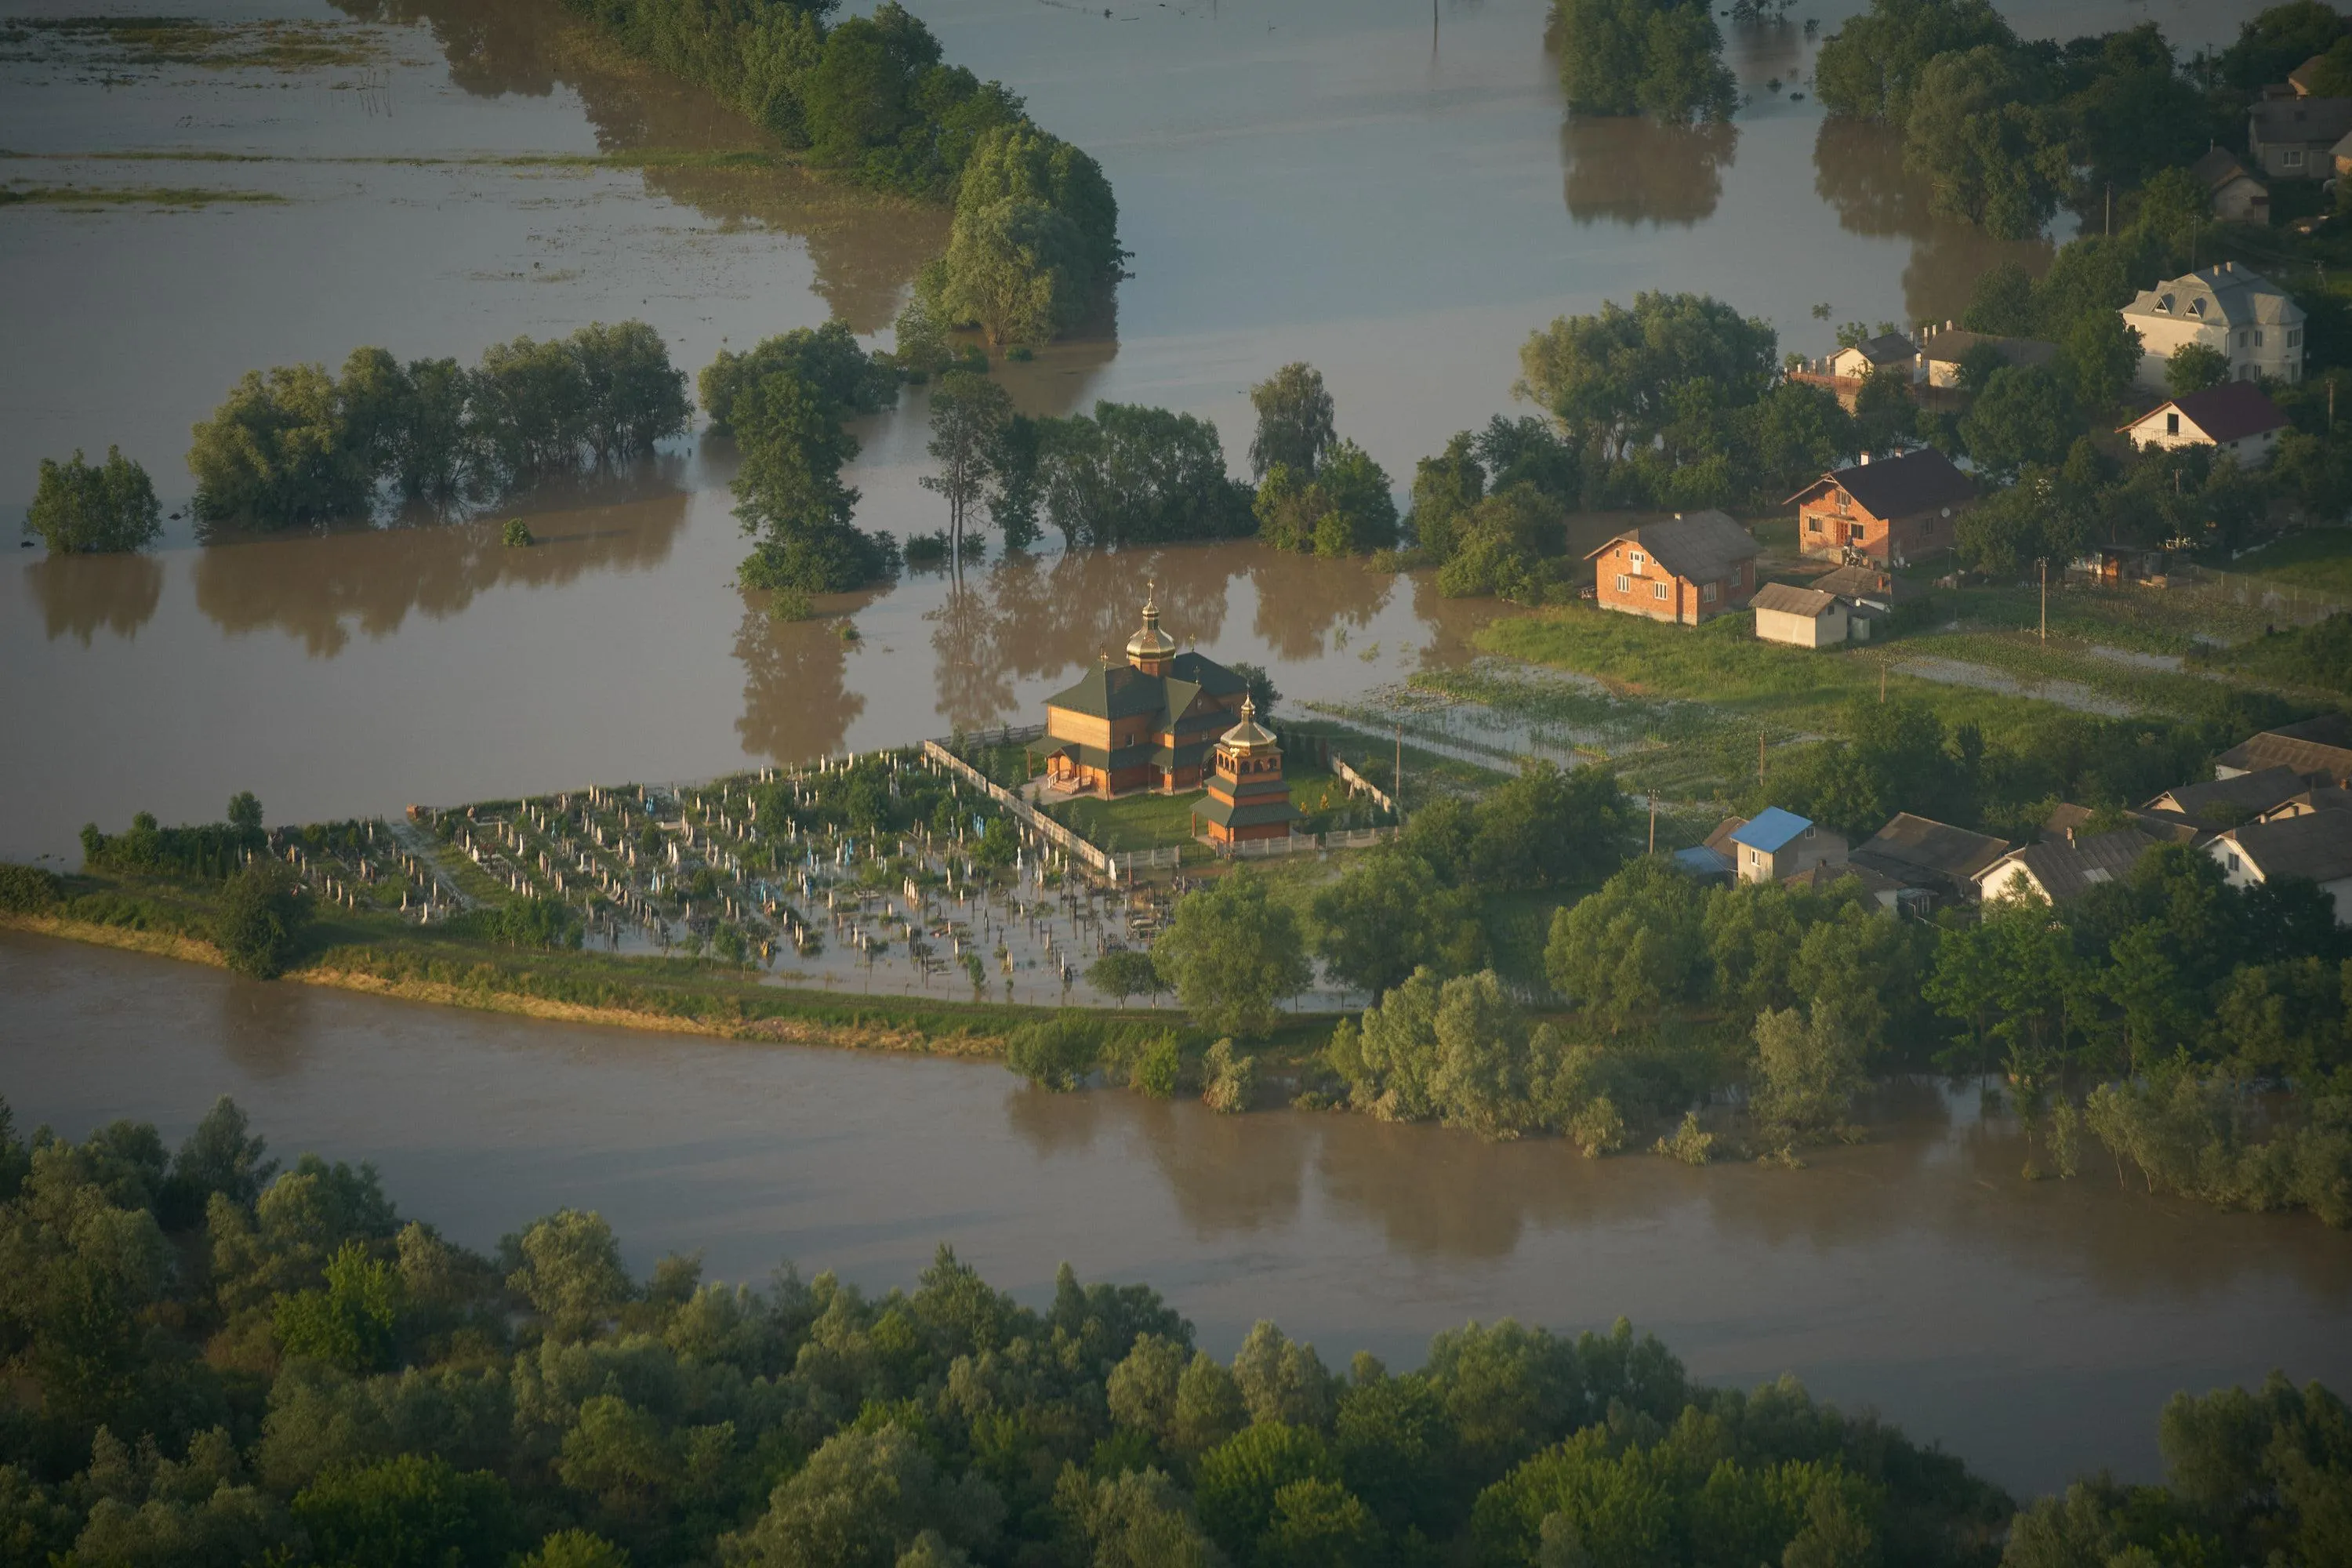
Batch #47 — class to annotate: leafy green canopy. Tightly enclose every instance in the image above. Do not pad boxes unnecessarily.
[1548,0,1737,124]
[24,447,162,554]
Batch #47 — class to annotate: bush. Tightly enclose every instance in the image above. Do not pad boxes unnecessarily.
[24,445,162,553]
[1655,1111,1713,1165]
[1129,1033,1182,1098]
[1202,1038,1255,1113]
[216,864,305,979]
[1007,1011,1104,1091]
[1088,949,1161,1006]
[502,517,534,547]
[0,863,64,913]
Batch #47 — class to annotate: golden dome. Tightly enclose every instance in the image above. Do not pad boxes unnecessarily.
[1125,585,1177,662]
[1220,694,1277,751]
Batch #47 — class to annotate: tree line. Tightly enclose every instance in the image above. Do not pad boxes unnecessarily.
[3,1098,2344,1567]
[1546,0,1740,126]
[561,0,1120,347]
[184,324,691,531]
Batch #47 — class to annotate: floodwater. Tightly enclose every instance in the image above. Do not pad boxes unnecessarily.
[2,0,2271,855]
[5,927,2349,1498]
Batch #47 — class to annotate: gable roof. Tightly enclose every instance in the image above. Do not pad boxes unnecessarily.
[1853,812,2012,883]
[1980,828,2158,903]
[1916,328,2060,371]
[1167,649,1247,697]
[1808,562,1918,605]
[2252,94,2352,145]
[1730,806,1815,855]
[2215,810,2352,884]
[2125,381,2289,445]
[1751,582,1840,618]
[1584,510,1758,583]
[2289,54,2329,95]
[2143,764,2312,826]
[1836,332,1916,368]
[2192,145,2263,194]
[2217,715,2352,781]
[1788,448,1978,519]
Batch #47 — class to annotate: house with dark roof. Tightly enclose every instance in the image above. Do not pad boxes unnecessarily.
[2208,811,2352,922]
[1727,808,1847,884]
[2251,95,2352,180]
[1788,448,1977,564]
[2190,145,2270,224]
[2136,765,2314,840]
[1040,590,1250,797]
[1850,813,2011,902]
[1807,561,1916,612]
[1976,829,2159,906]
[2119,381,2289,463]
[1585,510,1759,626]
[1915,324,2060,389]
[2216,714,2352,785]
[1829,331,1917,382]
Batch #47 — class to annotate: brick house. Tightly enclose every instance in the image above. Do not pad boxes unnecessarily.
[1787,448,1977,564]
[1584,510,1759,625]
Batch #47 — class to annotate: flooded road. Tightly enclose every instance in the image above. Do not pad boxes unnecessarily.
[5,927,2349,1497]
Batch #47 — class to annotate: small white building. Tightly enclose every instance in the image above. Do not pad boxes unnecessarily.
[1914,324,2059,390]
[1726,808,1847,884]
[1751,582,1851,647]
[2118,380,2289,463]
[2119,263,2307,390]
[2206,811,2352,922]
[2190,145,2270,224]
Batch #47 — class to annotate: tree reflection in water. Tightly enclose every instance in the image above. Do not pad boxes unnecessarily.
[733,596,869,765]
[327,0,944,331]
[1811,118,2053,328]
[24,551,165,645]
[1560,116,1738,229]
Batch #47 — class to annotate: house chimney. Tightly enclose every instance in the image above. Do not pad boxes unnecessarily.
[1859,452,1871,465]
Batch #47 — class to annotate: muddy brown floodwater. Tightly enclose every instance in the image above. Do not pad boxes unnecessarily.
[6,0,2338,1504]
[5,927,2349,1499]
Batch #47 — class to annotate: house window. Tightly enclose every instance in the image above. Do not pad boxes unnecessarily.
[2256,329,2265,347]
[1806,517,1823,534]
[2240,330,2249,347]
[1835,492,1850,513]
[2166,412,2180,435]
[1614,574,1630,593]
[2286,148,2307,167]
[1848,523,1866,543]
[2158,294,2175,312]
[1702,581,1719,604]
[1652,581,1669,601]
[2289,327,2304,347]
[1628,550,1646,570]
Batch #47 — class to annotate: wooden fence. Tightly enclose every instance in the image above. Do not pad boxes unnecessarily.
[922,739,1119,878]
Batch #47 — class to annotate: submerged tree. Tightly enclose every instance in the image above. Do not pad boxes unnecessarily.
[24,446,163,554]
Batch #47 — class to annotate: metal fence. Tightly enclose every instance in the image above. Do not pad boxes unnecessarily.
[2179,564,2350,628]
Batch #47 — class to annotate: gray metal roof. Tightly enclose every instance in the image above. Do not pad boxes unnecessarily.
[2123,264,2305,331]
[1586,509,1759,584]
[1751,582,1840,618]
[2217,810,2352,884]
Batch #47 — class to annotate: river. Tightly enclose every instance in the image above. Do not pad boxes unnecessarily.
[0,0,2262,858]
[5,927,2348,1498]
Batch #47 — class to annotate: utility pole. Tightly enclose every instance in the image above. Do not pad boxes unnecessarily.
[1758,730,1768,781]
[2331,376,2337,432]
[2038,557,2049,643]
[1648,793,1657,855]
[1878,657,1887,703]
[1393,723,1403,815]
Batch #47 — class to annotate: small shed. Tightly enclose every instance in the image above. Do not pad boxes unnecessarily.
[1727,808,1848,884]
[2191,145,2270,224]
[1751,582,1850,648]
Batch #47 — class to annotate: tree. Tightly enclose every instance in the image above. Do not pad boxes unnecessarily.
[1153,867,1311,1038]
[1088,950,1161,1007]
[2165,343,2231,397]
[1193,1424,1338,1564]
[1550,0,1737,124]
[1750,1006,1864,1145]
[291,1455,520,1568]
[521,1531,633,1568]
[1407,433,1486,561]
[1254,442,1399,557]
[225,792,264,833]
[188,363,368,528]
[728,1426,1002,1568]
[1311,848,1484,996]
[2060,311,2143,416]
[24,448,162,553]
[567,321,691,465]
[1543,858,1708,1029]
[1901,45,2071,239]
[1467,761,1630,890]
[1960,364,2074,480]
[1248,364,1338,481]
[505,1210,633,1341]
[216,863,304,980]
[274,1238,404,1373]
[1005,1012,1103,1091]
[732,370,894,594]
[1519,293,1777,462]
[1229,662,1281,718]
[701,321,896,436]
[1813,0,2016,128]
[920,371,1014,558]
[1033,402,1252,546]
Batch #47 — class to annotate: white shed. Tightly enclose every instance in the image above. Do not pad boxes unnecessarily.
[1751,582,1849,648]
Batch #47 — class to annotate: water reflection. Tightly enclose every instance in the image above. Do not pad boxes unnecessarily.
[192,483,690,656]
[1247,550,1394,661]
[24,552,164,645]
[1811,118,2054,327]
[330,0,944,332]
[733,597,869,764]
[217,976,315,1080]
[1561,117,1738,230]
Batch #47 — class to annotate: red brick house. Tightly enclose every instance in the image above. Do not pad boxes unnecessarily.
[1788,448,1977,564]
[1584,510,1759,626]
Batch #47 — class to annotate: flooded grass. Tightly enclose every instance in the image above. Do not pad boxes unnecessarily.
[0,183,287,207]
[0,17,388,72]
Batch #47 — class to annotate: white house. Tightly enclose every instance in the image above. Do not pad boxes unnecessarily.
[1914,324,2059,390]
[2120,263,2307,390]
[2190,145,2269,224]
[2206,811,2352,922]
[1976,828,2158,906]
[2118,380,2289,462]
[1726,808,1848,884]
[1751,582,1851,648]
[1829,331,1915,382]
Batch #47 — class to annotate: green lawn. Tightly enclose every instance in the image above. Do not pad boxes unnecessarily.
[1046,789,1206,852]
[2228,531,2352,598]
